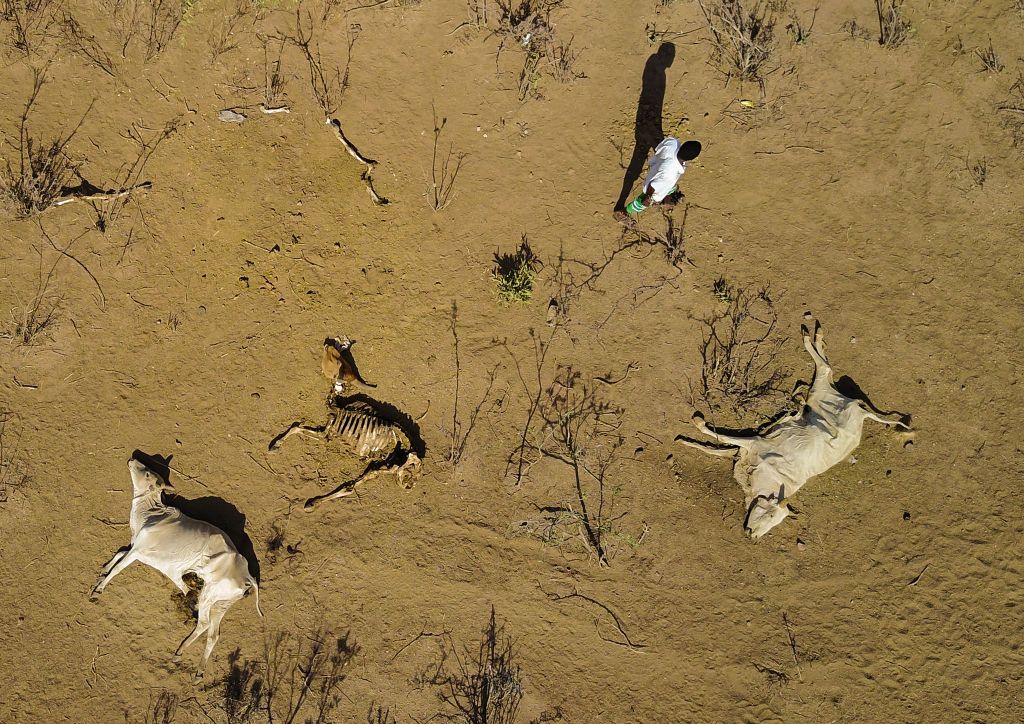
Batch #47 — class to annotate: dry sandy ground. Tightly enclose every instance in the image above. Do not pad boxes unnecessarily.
[1,0,1022,722]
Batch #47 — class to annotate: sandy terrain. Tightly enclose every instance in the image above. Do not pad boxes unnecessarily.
[1,0,1022,721]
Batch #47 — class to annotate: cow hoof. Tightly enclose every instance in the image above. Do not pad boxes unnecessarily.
[691,410,705,423]
[303,499,317,512]
[89,592,100,602]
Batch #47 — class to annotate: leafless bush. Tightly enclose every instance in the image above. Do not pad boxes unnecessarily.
[444,301,499,466]
[216,626,358,724]
[697,0,780,91]
[517,47,542,100]
[58,12,116,76]
[423,607,523,724]
[536,367,625,565]
[493,0,582,100]
[263,520,302,566]
[6,247,62,345]
[651,204,690,268]
[465,0,488,28]
[494,0,561,46]
[839,18,871,41]
[545,36,584,83]
[367,703,397,724]
[90,119,177,232]
[874,0,910,48]
[0,412,29,504]
[428,106,465,211]
[139,0,185,61]
[282,7,357,117]
[1,0,55,54]
[259,35,288,109]
[136,690,178,724]
[693,280,789,421]
[785,3,817,45]
[102,0,138,57]
[999,72,1024,147]
[503,328,556,486]
[208,0,252,62]
[965,154,987,187]
[1,67,85,218]
[975,39,1002,73]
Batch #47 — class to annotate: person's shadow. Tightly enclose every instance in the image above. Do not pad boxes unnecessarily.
[615,42,675,211]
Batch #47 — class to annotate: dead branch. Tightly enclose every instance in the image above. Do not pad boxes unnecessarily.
[547,587,646,652]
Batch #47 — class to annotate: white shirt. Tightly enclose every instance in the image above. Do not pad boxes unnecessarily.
[643,137,686,202]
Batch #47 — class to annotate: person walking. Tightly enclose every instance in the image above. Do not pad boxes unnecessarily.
[614,137,701,226]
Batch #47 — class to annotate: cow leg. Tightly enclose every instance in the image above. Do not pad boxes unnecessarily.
[195,602,230,679]
[174,602,212,661]
[862,409,910,429]
[691,412,754,449]
[268,419,330,451]
[802,323,833,390]
[98,546,131,575]
[674,435,739,458]
[90,547,139,600]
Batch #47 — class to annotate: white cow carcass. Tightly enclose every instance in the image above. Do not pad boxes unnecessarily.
[90,456,263,676]
[677,320,910,539]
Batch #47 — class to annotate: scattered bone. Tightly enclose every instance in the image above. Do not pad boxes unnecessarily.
[304,452,421,510]
[326,118,389,205]
[676,319,910,540]
[259,104,290,114]
[52,181,153,207]
[90,457,262,678]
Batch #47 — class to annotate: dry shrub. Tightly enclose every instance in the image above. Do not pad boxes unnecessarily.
[874,0,910,48]
[493,0,583,100]
[0,412,29,504]
[697,0,780,91]
[0,0,55,54]
[975,38,1002,73]
[58,12,116,76]
[428,106,465,211]
[1000,72,1024,148]
[216,626,358,724]
[423,607,523,724]
[142,690,178,724]
[208,0,252,62]
[694,279,790,421]
[1,67,84,218]
[506,363,636,566]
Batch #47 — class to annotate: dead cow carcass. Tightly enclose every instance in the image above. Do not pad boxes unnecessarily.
[90,456,262,677]
[677,320,910,539]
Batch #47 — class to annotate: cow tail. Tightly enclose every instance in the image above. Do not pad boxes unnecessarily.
[249,575,264,617]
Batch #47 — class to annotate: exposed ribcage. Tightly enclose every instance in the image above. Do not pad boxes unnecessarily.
[332,406,398,458]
